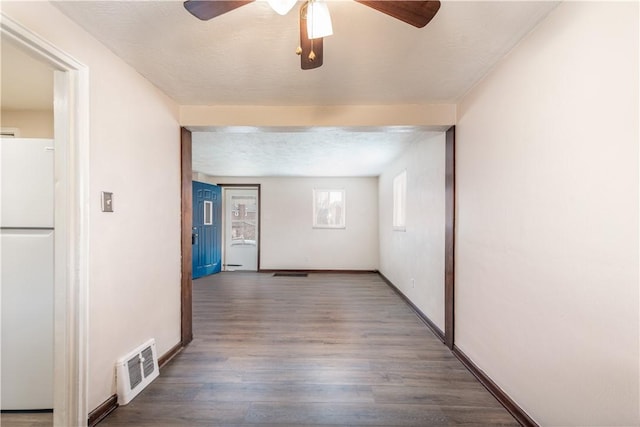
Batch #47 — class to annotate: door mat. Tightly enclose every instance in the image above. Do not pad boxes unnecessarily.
[273,272,308,277]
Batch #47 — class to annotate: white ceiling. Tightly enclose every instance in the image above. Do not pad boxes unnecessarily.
[53,1,559,106]
[192,127,441,176]
[40,1,559,177]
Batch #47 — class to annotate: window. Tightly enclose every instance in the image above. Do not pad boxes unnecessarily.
[313,189,345,229]
[204,200,213,225]
[230,195,257,246]
[393,170,406,230]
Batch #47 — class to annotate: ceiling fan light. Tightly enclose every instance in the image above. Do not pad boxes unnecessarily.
[307,0,333,39]
[267,0,297,15]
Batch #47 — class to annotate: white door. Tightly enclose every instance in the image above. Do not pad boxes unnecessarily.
[224,188,259,271]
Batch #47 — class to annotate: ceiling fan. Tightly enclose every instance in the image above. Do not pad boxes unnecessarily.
[183,0,441,70]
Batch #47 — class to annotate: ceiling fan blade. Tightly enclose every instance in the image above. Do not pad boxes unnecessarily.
[299,2,323,70]
[354,1,440,28]
[183,0,254,21]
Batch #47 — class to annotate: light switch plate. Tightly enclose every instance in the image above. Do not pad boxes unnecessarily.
[101,191,114,212]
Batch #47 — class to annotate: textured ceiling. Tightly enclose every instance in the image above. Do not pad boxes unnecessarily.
[53,1,559,106]
[192,127,440,176]
[25,1,559,177]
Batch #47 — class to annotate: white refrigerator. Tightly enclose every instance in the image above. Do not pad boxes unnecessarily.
[1,138,55,410]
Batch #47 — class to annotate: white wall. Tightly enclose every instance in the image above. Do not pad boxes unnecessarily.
[456,2,639,425]
[378,134,446,330]
[1,110,53,138]
[2,2,182,411]
[197,175,379,270]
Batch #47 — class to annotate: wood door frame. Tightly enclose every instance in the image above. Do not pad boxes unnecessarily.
[444,126,456,349]
[218,184,262,272]
[181,127,456,349]
[180,128,193,345]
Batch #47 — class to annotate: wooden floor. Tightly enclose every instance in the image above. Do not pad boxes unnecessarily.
[101,272,518,426]
[0,412,52,427]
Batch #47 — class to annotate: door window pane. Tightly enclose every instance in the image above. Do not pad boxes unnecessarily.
[231,195,257,246]
[204,200,213,225]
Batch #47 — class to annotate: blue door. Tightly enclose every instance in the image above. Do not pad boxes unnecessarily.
[192,181,221,279]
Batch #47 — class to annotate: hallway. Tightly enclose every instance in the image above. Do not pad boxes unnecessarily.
[101,272,517,426]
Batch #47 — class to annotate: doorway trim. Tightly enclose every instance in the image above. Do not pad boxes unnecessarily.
[1,14,90,426]
[180,128,193,345]
[444,126,455,349]
[218,184,262,272]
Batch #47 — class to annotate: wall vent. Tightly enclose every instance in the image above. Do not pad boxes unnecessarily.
[115,338,159,405]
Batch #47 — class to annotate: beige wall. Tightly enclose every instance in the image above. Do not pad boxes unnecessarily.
[456,2,639,425]
[1,109,53,138]
[197,175,379,271]
[2,1,182,411]
[3,0,638,423]
[181,104,455,128]
[378,133,446,330]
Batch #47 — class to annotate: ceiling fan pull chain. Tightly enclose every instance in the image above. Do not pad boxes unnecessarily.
[308,0,315,61]
[309,44,316,62]
[295,2,305,56]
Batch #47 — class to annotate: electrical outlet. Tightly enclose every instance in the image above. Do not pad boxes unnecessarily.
[411,278,415,288]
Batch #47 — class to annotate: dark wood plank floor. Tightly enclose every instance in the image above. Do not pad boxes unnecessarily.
[100,272,518,426]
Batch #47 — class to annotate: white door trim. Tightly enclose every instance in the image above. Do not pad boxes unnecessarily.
[1,14,90,427]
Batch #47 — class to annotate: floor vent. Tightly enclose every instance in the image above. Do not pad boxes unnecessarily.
[273,272,308,277]
[115,339,159,405]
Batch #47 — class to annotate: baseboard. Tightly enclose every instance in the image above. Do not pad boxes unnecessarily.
[88,394,118,427]
[377,272,534,425]
[452,346,539,427]
[88,343,183,426]
[158,342,183,369]
[259,269,377,274]
[377,271,445,343]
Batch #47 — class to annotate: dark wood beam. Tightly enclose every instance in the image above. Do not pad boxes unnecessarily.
[181,127,193,346]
